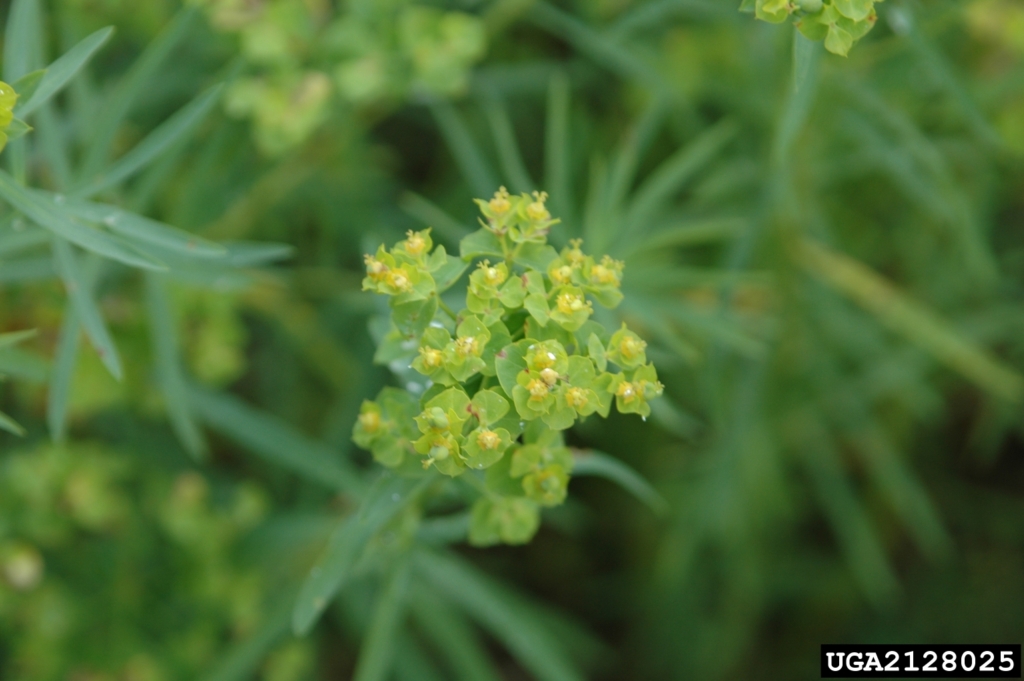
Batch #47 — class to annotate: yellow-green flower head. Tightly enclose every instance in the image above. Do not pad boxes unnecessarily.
[352,401,385,449]
[478,260,507,287]
[525,340,569,374]
[385,267,413,293]
[398,229,431,258]
[615,380,639,404]
[418,345,444,369]
[550,263,574,286]
[564,239,586,267]
[525,190,550,222]
[0,81,17,128]
[608,363,662,418]
[454,334,482,358]
[476,429,500,450]
[607,323,648,369]
[526,378,550,400]
[551,287,594,331]
[539,367,559,386]
[489,186,511,215]
[522,465,569,506]
[564,386,590,410]
[363,253,387,282]
[359,408,381,433]
[556,290,588,315]
[590,255,624,287]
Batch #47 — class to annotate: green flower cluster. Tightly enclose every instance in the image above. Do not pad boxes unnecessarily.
[0,81,30,154]
[192,0,486,154]
[741,0,883,56]
[353,188,663,546]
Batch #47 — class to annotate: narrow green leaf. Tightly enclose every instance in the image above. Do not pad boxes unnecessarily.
[429,100,497,199]
[623,120,737,237]
[81,6,200,177]
[76,84,224,198]
[16,27,115,118]
[0,329,37,350]
[399,192,472,246]
[571,450,667,515]
[483,95,534,194]
[0,169,166,270]
[293,474,429,635]
[412,592,504,681]
[544,72,571,225]
[3,0,43,83]
[416,549,584,681]
[46,192,226,258]
[353,557,412,681]
[189,386,363,494]
[11,69,45,104]
[5,118,32,141]
[222,241,294,267]
[799,239,1024,402]
[47,310,80,442]
[792,29,819,94]
[0,226,49,257]
[53,238,123,380]
[0,257,53,283]
[0,410,25,436]
[145,273,206,460]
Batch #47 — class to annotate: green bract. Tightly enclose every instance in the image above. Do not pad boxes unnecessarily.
[741,0,884,56]
[353,187,663,545]
[0,81,30,154]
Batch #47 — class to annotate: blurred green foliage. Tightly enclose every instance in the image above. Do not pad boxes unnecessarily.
[0,0,1023,679]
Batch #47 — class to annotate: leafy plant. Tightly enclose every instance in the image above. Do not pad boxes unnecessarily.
[741,0,883,55]
[355,187,662,546]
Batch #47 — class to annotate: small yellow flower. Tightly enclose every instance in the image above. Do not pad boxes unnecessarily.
[565,387,589,409]
[566,239,585,266]
[478,260,506,287]
[551,265,573,285]
[385,267,412,292]
[364,254,387,281]
[476,429,500,450]
[419,346,444,369]
[619,335,647,362]
[404,230,427,256]
[489,186,511,214]
[539,367,559,386]
[556,291,588,315]
[527,378,549,399]
[526,191,550,221]
[616,381,638,404]
[454,335,481,357]
[358,410,381,433]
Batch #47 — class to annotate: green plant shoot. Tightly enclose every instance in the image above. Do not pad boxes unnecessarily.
[741,0,884,56]
[353,188,663,546]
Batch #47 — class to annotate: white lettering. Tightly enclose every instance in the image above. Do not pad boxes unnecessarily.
[847,652,864,672]
[827,653,845,672]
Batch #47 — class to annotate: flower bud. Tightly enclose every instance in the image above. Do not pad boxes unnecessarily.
[539,367,559,386]
[426,407,449,430]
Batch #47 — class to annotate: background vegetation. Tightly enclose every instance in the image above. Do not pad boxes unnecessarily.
[1,0,1023,679]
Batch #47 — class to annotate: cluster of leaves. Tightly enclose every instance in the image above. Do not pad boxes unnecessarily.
[192,0,487,154]
[353,188,662,545]
[741,0,883,55]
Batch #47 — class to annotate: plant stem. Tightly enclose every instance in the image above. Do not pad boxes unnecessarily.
[437,297,458,320]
